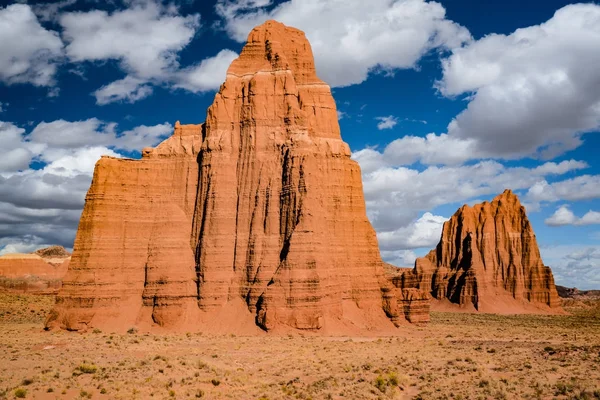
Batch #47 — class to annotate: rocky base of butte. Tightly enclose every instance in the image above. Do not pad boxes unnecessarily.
[46,20,429,334]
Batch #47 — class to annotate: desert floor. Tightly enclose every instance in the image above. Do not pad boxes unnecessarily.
[1,294,599,400]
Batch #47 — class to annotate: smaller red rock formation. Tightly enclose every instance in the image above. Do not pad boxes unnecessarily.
[384,264,430,323]
[395,190,562,314]
[400,289,431,323]
[0,246,71,294]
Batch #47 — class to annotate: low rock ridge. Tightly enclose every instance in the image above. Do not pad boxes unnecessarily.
[0,246,71,294]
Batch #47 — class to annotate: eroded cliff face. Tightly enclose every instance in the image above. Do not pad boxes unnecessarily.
[47,20,416,333]
[0,246,70,294]
[397,190,562,314]
[47,124,202,331]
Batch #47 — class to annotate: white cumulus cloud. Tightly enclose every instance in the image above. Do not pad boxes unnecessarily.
[437,3,600,160]
[174,49,239,93]
[378,212,447,251]
[376,115,399,130]
[540,245,600,289]
[526,175,600,208]
[546,205,600,227]
[0,4,63,87]
[60,2,200,80]
[58,0,239,104]
[93,76,154,105]
[216,0,471,87]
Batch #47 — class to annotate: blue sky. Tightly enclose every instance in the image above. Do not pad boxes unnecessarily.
[0,0,599,289]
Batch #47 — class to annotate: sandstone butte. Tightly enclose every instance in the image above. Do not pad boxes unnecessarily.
[46,20,430,334]
[393,190,563,314]
[0,246,71,294]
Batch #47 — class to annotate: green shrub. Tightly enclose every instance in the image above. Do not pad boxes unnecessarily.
[14,388,27,398]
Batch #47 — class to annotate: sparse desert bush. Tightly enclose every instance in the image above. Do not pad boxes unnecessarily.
[555,381,574,395]
[3,293,600,400]
[374,375,387,392]
[373,372,402,393]
[14,388,27,398]
[77,364,98,374]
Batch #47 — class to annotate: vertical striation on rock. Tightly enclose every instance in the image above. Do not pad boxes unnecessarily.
[395,190,562,314]
[47,20,416,333]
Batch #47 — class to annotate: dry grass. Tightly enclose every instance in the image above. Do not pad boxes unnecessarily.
[1,293,599,399]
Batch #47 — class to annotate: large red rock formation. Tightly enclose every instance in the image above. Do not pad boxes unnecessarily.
[46,20,421,333]
[397,190,562,314]
[0,246,70,294]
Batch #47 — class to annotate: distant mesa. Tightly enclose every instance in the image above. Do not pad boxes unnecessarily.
[46,20,429,334]
[391,190,564,314]
[556,286,600,300]
[0,246,71,295]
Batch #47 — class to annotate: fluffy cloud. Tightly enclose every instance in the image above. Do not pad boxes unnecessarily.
[354,138,588,173]
[60,2,200,80]
[32,0,77,22]
[545,205,600,227]
[0,4,63,86]
[378,212,447,251]
[216,0,471,87]
[540,245,600,290]
[29,118,172,152]
[0,122,34,173]
[376,115,398,130]
[0,201,82,254]
[545,205,577,227]
[380,249,418,267]
[0,119,172,253]
[173,49,239,93]
[526,175,600,208]
[437,3,600,160]
[355,133,481,167]
[59,1,239,104]
[93,76,154,105]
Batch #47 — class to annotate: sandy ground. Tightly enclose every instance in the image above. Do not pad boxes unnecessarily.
[1,294,599,400]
